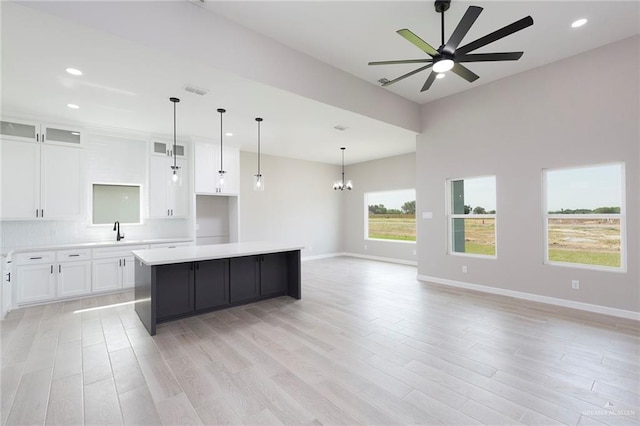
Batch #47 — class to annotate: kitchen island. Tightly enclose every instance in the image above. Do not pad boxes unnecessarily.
[132,242,303,335]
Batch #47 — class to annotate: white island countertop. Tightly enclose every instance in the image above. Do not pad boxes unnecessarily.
[132,241,304,266]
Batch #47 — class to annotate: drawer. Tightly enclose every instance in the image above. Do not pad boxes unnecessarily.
[149,242,192,249]
[93,244,148,259]
[57,248,91,262]
[15,251,55,265]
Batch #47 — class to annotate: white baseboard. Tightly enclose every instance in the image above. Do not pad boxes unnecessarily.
[301,253,344,261]
[417,275,640,321]
[344,252,417,266]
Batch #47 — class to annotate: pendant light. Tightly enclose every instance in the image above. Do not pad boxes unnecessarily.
[333,147,353,190]
[254,117,264,191]
[169,97,181,183]
[216,108,226,192]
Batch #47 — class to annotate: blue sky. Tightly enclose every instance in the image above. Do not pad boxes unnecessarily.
[367,189,415,210]
[546,163,622,211]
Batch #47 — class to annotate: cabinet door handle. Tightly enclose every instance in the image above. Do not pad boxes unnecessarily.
[50,265,53,274]
[41,209,44,218]
[59,265,61,273]
[36,209,39,218]
[30,256,42,260]
[6,272,10,282]
[119,259,122,267]
[167,209,170,216]
[171,209,174,216]
[42,133,45,142]
[36,133,39,142]
[123,258,126,267]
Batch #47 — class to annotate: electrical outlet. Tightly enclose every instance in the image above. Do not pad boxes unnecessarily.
[462,265,468,273]
[572,280,580,290]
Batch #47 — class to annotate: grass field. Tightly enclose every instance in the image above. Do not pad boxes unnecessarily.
[368,214,416,241]
[368,216,620,267]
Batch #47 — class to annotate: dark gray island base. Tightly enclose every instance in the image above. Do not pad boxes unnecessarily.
[132,243,302,335]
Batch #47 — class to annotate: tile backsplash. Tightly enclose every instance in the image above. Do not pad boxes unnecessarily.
[1,219,191,251]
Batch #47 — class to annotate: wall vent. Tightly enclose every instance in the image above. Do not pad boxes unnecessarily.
[183,84,209,96]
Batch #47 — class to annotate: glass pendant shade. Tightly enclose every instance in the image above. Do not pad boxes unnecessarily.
[254,174,264,191]
[217,170,226,191]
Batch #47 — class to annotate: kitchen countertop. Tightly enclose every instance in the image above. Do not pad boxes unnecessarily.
[2,238,193,258]
[133,241,304,266]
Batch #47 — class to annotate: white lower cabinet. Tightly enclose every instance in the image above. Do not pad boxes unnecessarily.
[92,245,147,293]
[57,261,91,298]
[16,263,56,304]
[16,249,91,304]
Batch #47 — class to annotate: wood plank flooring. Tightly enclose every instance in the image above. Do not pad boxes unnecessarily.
[1,257,638,425]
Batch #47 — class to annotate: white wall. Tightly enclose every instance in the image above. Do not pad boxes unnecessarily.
[343,153,417,263]
[239,151,343,258]
[416,36,639,313]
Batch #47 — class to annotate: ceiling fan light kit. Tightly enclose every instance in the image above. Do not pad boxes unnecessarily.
[369,0,534,92]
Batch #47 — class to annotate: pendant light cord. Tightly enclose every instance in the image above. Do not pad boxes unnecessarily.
[220,110,223,172]
[173,101,177,170]
[257,119,261,175]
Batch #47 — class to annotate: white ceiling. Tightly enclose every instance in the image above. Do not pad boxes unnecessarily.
[2,1,639,165]
[208,1,640,104]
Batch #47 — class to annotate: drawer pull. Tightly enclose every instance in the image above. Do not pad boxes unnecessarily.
[69,254,80,257]
[30,256,42,260]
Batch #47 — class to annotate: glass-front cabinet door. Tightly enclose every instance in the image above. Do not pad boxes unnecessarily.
[151,140,187,157]
[42,123,83,146]
[0,119,38,143]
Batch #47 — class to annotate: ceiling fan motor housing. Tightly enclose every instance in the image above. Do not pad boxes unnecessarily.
[434,0,451,13]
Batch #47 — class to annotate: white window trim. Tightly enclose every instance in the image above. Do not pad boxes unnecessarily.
[364,189,417,244]
[445,176,497,259]
[542,162,626,272]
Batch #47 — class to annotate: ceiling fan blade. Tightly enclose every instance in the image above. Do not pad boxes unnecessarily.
[368,59,433,66]
[457,52,524,62]
[443,6,483,55]
[420,71,438,92]
[456,16,534,55]
[382,64,433,87]
[396,29,438,57]
[451,63,480,83]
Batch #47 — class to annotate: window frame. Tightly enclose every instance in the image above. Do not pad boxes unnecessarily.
[445,174,497,259]
[364,188,416,244]
[542,162,626,272]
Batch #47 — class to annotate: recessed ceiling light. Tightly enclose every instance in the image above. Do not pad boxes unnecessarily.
[225,132,233,137]
[571,18,588,28]
[436,73,446,79]
[66,68,83,76]
[67,103,80,109]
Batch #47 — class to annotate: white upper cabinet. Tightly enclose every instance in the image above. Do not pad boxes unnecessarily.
[149,142,189,218]
[0,118,84,146]
[1,122,83,220]
[194,142,240,195]
[151,140,187,158]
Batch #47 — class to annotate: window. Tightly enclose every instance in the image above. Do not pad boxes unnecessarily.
[447,175,496,257]
[365,189,416,242]
[544,163,625,270]
[92,184,142,225]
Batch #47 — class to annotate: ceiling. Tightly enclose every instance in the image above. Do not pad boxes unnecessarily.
[2,1,639,165]
[208,1,640,104]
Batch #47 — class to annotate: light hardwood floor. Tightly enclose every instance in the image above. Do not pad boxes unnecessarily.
[1,257,638,425]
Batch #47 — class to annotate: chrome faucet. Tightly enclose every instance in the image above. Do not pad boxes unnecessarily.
[113,221,124,241]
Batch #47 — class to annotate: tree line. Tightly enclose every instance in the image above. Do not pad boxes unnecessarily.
[369,200,415,215]
[548,206,620,214]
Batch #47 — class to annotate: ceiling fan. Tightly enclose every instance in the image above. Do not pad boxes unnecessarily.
[369,0,533,92]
